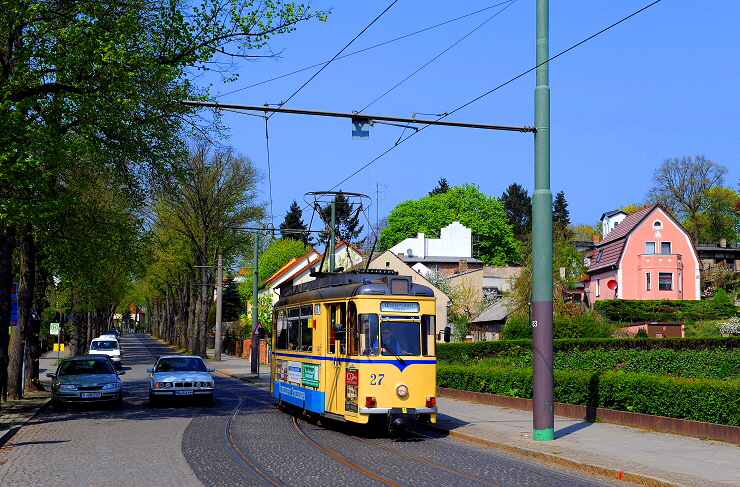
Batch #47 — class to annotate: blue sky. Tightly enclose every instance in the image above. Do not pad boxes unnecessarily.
[199,1,739,238]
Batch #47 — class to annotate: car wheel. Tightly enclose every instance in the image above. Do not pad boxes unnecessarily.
[112,396,123,410]
[51,398,64,412]
[149,391,159,407]
[203,394,214,407]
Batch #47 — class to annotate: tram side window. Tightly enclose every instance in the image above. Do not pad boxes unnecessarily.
[347,302,359,356]
[275,311,288,350]
[328,303,346,354]
[421,315,436,356]
[360,314,379,355]
[300,304,313,351]
[287,307,300,350]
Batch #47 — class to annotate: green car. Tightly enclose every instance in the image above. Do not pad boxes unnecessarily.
[47,355,125,412]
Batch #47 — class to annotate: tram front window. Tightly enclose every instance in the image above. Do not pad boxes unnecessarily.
[379,321,421,356]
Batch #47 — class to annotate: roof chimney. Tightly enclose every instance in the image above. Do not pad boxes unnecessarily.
[720,238,727,248]
[593,235,601,243]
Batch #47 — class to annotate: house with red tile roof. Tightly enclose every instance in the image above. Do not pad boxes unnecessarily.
[584,204,701,305]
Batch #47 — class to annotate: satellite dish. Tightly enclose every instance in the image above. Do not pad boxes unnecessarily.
[407,248,414,257]
[607,280,618,290]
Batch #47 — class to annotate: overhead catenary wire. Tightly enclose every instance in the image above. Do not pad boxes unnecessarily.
[359,0,518,113]
[219,2,516,98]
[270,0,399,117]
[325,0,664,192]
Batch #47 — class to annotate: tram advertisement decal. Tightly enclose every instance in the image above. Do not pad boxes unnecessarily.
[302,363,320,388]
[288,361,302,383]
[276,360,288,381]
[345,367,358,413]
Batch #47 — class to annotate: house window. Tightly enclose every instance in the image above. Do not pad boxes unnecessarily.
[595,279,600,297]
[646,272,651,291]
[678,272,682,292]
[659,272,673,291]
[653,220,663,230]
[595,249,603,263]
[645,242,655,254]
[433,264,441,272]
[614,221,619,228]
[660,242,671,254]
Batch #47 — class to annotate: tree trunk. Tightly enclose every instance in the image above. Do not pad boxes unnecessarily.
[0,223,16,401]
[8,226,34,399]
[69,309,85,357]
[26,261,48,392]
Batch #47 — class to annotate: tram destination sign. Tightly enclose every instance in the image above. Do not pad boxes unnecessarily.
[380,301,419,313]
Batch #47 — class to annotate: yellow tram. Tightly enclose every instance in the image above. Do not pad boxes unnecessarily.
[270,269,437,434]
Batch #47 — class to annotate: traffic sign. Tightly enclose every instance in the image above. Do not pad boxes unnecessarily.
[50,323,60,336]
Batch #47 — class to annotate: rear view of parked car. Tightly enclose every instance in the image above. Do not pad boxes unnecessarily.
[148,355,215,407]
[47,355,125,411]
[89,337,122,368]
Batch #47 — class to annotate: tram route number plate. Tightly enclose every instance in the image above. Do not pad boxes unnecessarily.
[79,392,101,398]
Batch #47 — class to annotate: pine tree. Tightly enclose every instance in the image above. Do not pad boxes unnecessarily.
[501,183,532,239]
[280,200,313,246]
[553,191,571,235]
[429,178,450,196]
[221,275,244,322]
[318,193,364,246]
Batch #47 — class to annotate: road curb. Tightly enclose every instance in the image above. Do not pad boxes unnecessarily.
[423,422,685,487]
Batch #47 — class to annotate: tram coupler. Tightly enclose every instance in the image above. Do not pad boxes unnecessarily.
[387,408,417,436]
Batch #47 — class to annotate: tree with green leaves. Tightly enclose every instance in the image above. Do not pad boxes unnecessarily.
[280,200,313,246]
[380,183,519,266]
[150,141,264,357]
[688,186,740,244]
[258,238,312,285]
[501,183,532,239]
[0,0,328,398]
[428,178,450,196]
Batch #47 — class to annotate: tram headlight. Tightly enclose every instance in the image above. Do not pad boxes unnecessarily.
[396,384,408,397]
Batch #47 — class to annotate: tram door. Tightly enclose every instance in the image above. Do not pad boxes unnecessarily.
[325,302,346,414]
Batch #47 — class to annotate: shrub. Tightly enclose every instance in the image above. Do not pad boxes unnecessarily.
[437,365,740,425]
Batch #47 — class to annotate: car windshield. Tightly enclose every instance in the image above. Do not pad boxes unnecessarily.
[156,358,207,373]
[59,360,114,375]
[90,341,118,350]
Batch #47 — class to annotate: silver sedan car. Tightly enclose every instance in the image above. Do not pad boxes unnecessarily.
[47,355,125,411]
[147,355,215,407]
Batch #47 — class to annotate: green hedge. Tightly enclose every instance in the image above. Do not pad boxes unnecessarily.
[438,365,740,426]
[594,299,738,322]
[438,337,740,363]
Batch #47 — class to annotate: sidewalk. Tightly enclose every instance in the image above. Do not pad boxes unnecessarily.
[209,350,740,487]
[0,349,62,446]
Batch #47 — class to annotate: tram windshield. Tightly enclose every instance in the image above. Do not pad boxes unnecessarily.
[360,314,423,356]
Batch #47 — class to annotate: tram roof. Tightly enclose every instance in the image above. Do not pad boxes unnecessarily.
[275,269,434,307]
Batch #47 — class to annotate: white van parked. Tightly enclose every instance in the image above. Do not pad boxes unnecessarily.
[89,337,122,368]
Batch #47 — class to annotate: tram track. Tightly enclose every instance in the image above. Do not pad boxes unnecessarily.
[214,380,626,487]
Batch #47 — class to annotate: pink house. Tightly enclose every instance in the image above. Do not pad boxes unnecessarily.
[584,204,701,305]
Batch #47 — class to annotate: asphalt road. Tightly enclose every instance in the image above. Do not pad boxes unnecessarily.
[0,335,640,487]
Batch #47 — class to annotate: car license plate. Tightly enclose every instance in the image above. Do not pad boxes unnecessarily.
[175,390,193,395]
[79,392,102,398]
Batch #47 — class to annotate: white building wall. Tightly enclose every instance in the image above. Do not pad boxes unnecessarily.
[389,222,472,258]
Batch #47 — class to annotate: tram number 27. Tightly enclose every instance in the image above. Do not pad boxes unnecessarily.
[369,374,385,385]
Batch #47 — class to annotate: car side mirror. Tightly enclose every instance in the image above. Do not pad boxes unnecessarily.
[46,372,56,378]
[146,368,153,373]
[208,368,215,372]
